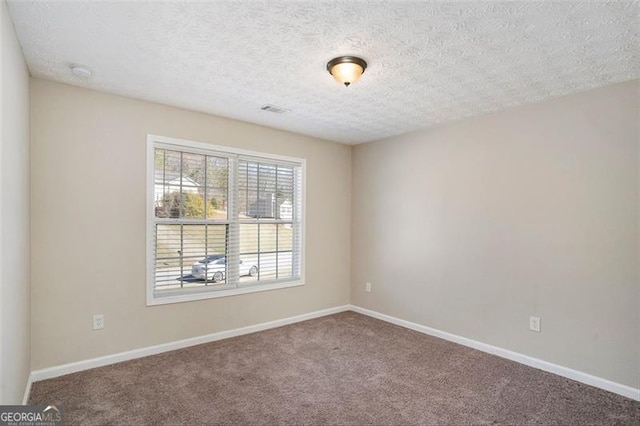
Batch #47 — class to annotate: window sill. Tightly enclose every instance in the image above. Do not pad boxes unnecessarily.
[146,279,305,306]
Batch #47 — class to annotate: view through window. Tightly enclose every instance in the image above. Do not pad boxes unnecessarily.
[148,136,304,304]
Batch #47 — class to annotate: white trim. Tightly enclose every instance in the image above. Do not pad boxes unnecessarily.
[297,161,306,282]
[148,134,305,165]
[349,305,640,402]
[147,280,304,306]
[30,305,350,383]
[26,304,639,403]
[22,373,33,405]
[146,136,156,306]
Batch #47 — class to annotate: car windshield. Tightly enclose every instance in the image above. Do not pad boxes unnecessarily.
[198,255,224,264]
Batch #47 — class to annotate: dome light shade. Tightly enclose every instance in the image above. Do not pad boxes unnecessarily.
[327,56,367,87]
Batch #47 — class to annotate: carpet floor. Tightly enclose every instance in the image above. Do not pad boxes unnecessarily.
[29,312,639,425]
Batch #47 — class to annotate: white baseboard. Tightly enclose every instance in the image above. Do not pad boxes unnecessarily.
[22,373,33,405]
[349,305,640,402]
[25,303,640,403]
[30,305,350,383]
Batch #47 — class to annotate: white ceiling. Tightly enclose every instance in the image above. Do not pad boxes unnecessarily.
[7,1,640,145]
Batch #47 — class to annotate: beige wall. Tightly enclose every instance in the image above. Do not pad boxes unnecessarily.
[0,0,31,403]
[351,80,639,388]
[27,73,640,390]
[30,79,351,370]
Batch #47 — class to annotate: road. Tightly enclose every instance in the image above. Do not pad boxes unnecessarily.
[154,252,293,292]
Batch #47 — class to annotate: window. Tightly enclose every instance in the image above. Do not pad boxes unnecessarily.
[147,135,304,305]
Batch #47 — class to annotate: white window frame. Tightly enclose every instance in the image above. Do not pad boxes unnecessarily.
[146,134,306,306]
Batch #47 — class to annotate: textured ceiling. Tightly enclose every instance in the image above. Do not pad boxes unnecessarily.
[7,1,640,144]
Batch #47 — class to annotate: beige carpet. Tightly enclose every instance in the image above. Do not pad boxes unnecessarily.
[29,312,639,425]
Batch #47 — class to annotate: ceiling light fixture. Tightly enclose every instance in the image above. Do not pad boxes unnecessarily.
[70,64,92,79]
[326,56,367,87]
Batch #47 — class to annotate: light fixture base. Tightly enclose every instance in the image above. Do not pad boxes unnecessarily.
[327,56,367,87]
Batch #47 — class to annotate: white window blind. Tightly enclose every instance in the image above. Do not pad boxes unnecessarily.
[147,135,304,305]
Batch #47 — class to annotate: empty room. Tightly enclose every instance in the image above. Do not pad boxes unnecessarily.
[1,0,639,424]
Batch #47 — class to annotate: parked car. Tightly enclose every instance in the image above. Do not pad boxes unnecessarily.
[191,256,258,282]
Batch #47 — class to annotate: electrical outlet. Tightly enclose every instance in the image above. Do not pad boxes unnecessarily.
[93,314,104,330]
[365,282,372,293]
[529,316,541,332]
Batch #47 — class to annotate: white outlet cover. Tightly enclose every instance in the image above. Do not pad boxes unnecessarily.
[93,314,104,330]
[529,316,541,332]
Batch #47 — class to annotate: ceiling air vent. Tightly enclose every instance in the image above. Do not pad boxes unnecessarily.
[260,104,290,114]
